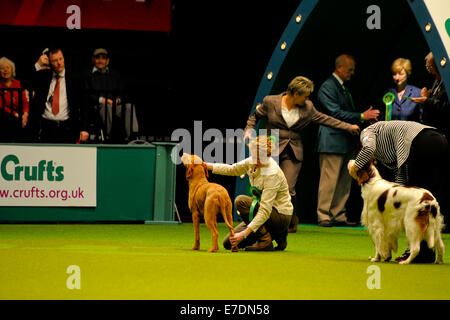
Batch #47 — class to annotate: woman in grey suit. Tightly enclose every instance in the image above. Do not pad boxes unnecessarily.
[244,76,360,232]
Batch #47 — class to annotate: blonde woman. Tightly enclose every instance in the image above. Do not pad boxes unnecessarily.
[207,136,293,251]
[386,57,422,121]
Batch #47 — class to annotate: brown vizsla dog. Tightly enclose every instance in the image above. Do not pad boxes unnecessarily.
[181,153,238,252]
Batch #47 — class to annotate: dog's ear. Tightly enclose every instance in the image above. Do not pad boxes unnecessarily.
[185,165,193,180]
[357,169,370,186]
[202,162,209,178]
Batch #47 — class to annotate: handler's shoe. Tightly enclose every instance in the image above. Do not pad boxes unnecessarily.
[318,220,332,227]
[288,215,298,233]
[245,230,273,251]
[395,249,410,262]
[395,241,436,263]
[413,241,436,263]
[245,241,274,251]
[273,231,288,251]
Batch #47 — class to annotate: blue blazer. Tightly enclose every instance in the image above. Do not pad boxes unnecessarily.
[386,85,422,122]
[316,75,361,154]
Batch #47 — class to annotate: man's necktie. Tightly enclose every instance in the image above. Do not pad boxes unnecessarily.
[431,80,443,97]
[52,75,60,115]
[343,86,355,110]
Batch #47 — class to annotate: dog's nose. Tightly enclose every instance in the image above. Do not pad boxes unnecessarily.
[180,153,189,164]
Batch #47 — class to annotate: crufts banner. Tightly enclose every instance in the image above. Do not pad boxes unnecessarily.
[0,0,171,32]
[0,146,97,207]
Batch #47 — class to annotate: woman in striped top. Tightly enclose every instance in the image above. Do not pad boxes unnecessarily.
[350,121,449,193]
[352,121,434,185]
[349,120,450,261]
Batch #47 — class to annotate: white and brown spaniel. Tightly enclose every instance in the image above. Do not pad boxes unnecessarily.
[348,160,445,264]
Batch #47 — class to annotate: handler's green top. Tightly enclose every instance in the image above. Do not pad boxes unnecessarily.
[212,157,293,233]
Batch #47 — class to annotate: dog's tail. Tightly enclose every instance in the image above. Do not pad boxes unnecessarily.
[220,196,239,252]
[434,204,445,233]
[418,199,445,248]
[415,201,433,236]
[428,202,445,245]
[219,196,234,236]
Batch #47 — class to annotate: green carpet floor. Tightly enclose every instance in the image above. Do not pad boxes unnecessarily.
[0,223,449,300]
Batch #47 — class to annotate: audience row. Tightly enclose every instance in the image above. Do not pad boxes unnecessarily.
[0,48,131,144]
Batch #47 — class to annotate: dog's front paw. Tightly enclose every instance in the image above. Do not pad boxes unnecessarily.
[399,259,411,265]
[192,240,200,250]
[435,258,444,264]
[369,257,380,262]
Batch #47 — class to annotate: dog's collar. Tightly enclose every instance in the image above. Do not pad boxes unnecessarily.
[366,178,383,185]
[361,177,383,187]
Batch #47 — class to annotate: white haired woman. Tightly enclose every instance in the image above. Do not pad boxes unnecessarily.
[0,56,29,141]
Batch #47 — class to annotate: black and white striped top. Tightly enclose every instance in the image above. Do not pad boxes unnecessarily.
[355,121,434,184]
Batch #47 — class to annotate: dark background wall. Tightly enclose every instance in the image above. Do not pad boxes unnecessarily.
[0,0,433,223]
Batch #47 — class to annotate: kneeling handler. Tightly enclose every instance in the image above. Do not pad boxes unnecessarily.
[206,136,293,251]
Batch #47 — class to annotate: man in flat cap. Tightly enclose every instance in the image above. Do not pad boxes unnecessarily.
[83,48,129,142]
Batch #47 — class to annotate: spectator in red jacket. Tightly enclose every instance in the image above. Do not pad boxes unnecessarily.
[0,56,29,141]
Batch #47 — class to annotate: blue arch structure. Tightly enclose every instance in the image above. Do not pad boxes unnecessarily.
[234,0,449,220]
[409,0,450,93]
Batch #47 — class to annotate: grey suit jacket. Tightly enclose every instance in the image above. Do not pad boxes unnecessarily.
[246,93,353,161]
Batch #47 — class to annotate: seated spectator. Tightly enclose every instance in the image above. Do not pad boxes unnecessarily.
[384,58,422,122]
[83,48,137,143]
[0,56,29,142]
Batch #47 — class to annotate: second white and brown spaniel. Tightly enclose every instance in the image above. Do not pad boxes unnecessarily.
[348,160,445,264]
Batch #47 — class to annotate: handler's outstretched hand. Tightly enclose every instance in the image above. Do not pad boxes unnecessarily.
[363,106,380,121]
[412,87,431,104]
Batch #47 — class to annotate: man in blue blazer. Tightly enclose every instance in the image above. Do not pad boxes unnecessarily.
[316,54,379,227]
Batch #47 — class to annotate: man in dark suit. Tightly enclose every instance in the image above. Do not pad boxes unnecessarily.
[30,48,89,143]
[316,54,379,227]
[413,52,449,139]
[412,51,450,234]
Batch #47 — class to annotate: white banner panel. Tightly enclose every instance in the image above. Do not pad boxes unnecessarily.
[0,146,96,207]
[424,0,450,57]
